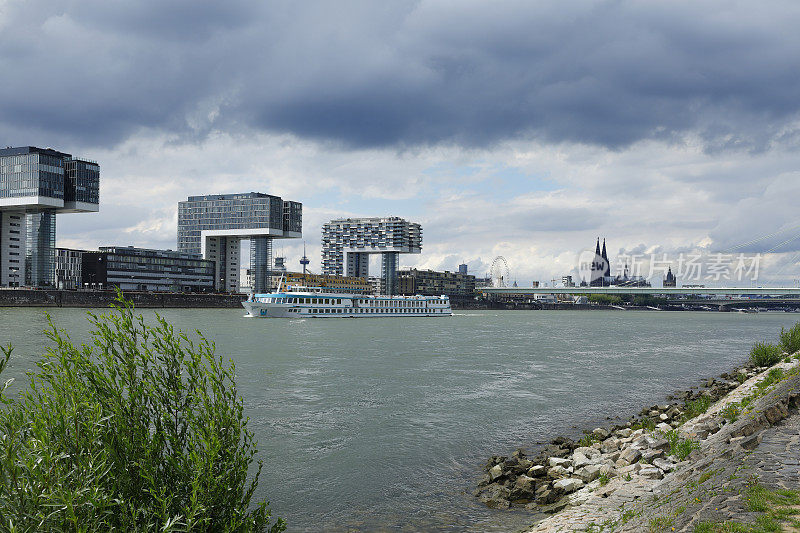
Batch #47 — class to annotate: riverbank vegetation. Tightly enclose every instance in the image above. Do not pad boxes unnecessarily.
[0,295,284,532]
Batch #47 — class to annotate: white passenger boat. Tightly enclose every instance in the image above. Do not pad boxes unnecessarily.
[242,284,452,318]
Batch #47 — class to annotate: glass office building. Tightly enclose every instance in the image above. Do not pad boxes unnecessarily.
[177,193,302,292]
[82,247,215,292]
[321,217,422,295]
[0,147,99,287]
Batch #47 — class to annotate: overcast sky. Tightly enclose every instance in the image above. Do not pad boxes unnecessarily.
[3,0,800,286]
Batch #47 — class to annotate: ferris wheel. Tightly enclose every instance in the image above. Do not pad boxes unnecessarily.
[490,256,510,288]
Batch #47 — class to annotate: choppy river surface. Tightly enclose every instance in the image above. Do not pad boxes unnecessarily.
[1,307,798,531]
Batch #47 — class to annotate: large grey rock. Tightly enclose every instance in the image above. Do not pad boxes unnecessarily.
[655,422,673,433]
[527,464,547,477]
[652,457,675,472]
[574,446,601,459]
[572,451,591,469]
[535,484,560,504]
[547,465,569,479]
[574,464,602,483]
[553,477,584,494]
[592,427,610,440]
[600,438,620,453]
[538,497,569,513]
[489,464,504,481]
[615,428,632,438]
[639,466,664,479]
[509,475,536,501]
[618,447,642,466]
[548,457,571,468]
[598,464,618,477]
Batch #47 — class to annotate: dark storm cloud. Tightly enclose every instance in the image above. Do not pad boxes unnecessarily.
[2,0,800,151]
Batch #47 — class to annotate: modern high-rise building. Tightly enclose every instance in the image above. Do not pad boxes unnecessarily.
[0,146,99,287]
[177,193,302,292]
[321,217,421,295]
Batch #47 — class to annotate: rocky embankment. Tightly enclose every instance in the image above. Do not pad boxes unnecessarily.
[474,368,753,511]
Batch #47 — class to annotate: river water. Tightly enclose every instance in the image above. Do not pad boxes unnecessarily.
[1,307,798,531]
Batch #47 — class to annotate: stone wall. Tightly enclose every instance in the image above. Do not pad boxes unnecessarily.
[0,289,246,308]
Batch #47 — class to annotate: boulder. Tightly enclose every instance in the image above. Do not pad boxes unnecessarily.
[615,428,632,438]
[538,497,569,513]
[548,457,571,468]
[592,427,610,440]
[572,451,591,469]
[659,413,669,421]
[649,438,670,452]
[641,449,664,463]
[510,475,536,502]
[528,465,547,477]
[600,438,620,453]
[553,477,584,494]
[655,422,672,433]
[598,464,617,477]
[535,484,560,505]
[652,457,674,472]
[639,466,663,479]
[547,465,569,479]
[574,464,602,483]
[489,464,504,481]
[618,447,641,466]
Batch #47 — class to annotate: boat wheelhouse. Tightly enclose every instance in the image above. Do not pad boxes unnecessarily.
[242,285,452,318]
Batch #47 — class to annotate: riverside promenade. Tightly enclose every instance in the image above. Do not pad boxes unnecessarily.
[521,359,800,532]
[0,289,245,308]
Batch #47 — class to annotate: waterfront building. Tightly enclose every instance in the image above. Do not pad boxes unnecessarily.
[368,276,384,296]
[321,217,421,295]
[458,263,468,275]
[55,247,85,289]
[279,272,373,294]
[0,146,99,287]
[664,266,677,287]
[81,246,214,292]
[562,275,575,287]
[397,268,476,300]
[177,193,302,293]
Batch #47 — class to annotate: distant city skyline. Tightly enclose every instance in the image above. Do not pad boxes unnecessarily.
[3,1,800,286]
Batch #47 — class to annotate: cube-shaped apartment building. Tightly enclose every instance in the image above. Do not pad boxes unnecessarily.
[0,146,99,287]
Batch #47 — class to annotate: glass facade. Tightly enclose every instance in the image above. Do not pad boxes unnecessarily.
[25,211,56,287]
[82,247,215,292]
[0,147,99,288]
[65,158,100,204]
[178,193,300,254]
[250,236,273,293]
[0,151,66,200]
[177,192,302,292]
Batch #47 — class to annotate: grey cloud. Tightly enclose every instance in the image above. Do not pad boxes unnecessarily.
[2,1,800,152]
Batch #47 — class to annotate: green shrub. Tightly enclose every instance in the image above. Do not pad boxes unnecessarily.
[598,473,610,486]
[664,430,699,461]
[0,296,284,532]
[779,321,800,355]
[735,371,748,384]
[750,342,783,367]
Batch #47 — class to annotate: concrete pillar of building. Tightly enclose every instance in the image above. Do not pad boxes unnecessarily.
[0,210,27,287]
[25,211,56,287]
[250,236,273,293]
[381,252,399,296]
[346,251,369,278]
